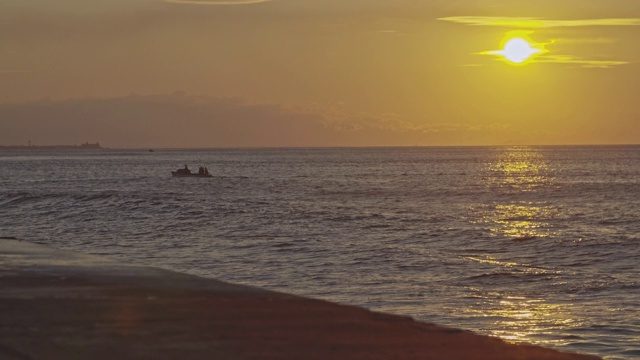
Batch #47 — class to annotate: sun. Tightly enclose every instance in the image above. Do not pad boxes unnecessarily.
[494,38,542,64]
[483,33,547,66]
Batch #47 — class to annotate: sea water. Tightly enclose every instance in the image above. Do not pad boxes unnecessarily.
[1,146,638,359]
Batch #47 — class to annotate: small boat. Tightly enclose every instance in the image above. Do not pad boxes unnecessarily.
[172,165,212,178]
[171,171,212,178]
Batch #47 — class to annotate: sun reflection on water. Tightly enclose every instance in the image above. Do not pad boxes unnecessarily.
[485,146,554,192]
[462,147,575,346]
[464,295,576,344]
[473,147,560,241]
[473,203,560,240]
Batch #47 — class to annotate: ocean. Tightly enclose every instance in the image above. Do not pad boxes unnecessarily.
[1,146,638,359]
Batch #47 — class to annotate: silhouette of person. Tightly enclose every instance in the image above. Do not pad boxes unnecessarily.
[204,167,209,175]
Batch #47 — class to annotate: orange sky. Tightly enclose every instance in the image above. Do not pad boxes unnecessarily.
[1,0,639,147]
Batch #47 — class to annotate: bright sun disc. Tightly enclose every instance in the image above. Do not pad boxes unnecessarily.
[489,37,543,65]
[502,38,541,63]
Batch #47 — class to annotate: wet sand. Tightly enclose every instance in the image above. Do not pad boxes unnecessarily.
[0,238,600,360]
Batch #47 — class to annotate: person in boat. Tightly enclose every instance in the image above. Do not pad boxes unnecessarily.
[178,165,191,174]
[198,167,204,175]
[204,167,209,175]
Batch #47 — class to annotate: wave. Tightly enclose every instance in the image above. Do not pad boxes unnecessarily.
[465,271,552,281]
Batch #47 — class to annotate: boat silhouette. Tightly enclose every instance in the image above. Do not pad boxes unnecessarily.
[171,165,212,178]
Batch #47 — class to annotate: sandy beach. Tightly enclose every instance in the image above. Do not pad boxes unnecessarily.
[0,238,600,360]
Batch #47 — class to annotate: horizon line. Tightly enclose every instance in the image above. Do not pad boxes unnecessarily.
[3,144,639,150]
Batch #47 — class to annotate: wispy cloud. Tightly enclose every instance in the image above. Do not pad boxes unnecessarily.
[477,50,629,69]
[3,93,630,147]
[165,0,272,5]
[0,92,504,147]
[536,56,629,68]
[553,37,617,45]
[315,105,502,136]
[439,17,640,28]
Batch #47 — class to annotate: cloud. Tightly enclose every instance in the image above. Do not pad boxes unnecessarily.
[0,93,324,148]
[477,50,629,69]
[536,56,629,68]
[0,93,539,147]
[3,93,457,148]
[165,0,272,5]
[439,17,640,28]
[553,37,617,44]
[313,105,506,137]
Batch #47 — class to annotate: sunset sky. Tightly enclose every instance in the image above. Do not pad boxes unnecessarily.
[1,0,639,147]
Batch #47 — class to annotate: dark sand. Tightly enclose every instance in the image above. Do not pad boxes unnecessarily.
[0,238,600,360]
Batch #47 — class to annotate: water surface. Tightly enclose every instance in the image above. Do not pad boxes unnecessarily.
[1,146,638,359]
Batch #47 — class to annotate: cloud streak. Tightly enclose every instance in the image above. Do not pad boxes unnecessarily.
[439,17,640,28]
[0,93,535,147]
[165,0,272,5]
[478,50,629,69]
[536,56,628,68]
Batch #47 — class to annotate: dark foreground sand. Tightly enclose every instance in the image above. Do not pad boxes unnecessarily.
[0,238,600,360]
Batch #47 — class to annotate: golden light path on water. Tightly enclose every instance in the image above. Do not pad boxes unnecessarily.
[477,147,558,240]
[463,147,576,345]
[465,295,578,344]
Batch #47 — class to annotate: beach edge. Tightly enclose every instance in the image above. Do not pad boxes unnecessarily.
[0,238,601,360]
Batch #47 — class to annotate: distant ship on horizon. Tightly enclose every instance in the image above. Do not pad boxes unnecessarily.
[0,142,103,150]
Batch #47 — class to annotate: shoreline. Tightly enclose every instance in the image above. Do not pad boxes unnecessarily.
[0,238,600,360]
